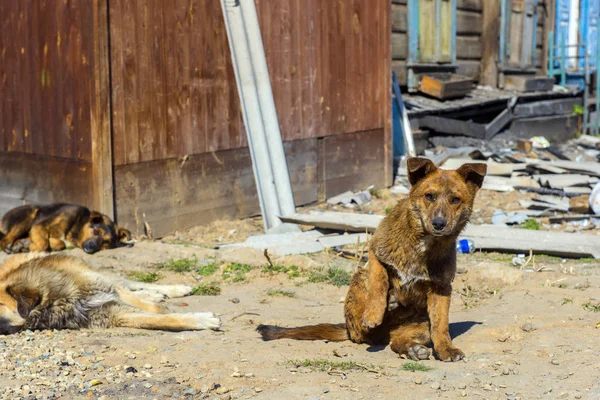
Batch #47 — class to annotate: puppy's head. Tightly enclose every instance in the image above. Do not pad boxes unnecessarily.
[79,212,134,254]
[406,157,487,237]
[0,283,40,335]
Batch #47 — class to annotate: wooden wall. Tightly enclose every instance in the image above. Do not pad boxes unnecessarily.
[109,0,389,165]
[109,0,391,236]
[0,0,391,237]
[0,0,111,217]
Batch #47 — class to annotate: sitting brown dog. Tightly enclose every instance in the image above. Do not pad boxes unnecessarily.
[0,204,132,254]
[257,158,487,361]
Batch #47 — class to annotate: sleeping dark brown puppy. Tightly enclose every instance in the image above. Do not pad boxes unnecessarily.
[0,204,132,254]
[257,158,487,361]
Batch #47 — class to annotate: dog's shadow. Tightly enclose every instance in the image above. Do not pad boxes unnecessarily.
[366,321,482,353]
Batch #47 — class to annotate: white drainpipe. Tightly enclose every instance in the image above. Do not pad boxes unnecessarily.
[220,0,298,232]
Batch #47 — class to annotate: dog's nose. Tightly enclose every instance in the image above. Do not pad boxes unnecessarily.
[432,218,447,231]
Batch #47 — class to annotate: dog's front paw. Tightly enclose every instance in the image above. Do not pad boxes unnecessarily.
[192,312,222,330]
[361,304,385,330]
[435,345,465,362]
[361,313,384,330]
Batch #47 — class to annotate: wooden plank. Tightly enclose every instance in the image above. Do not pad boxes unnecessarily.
[456,60,482,81]
[115,138,319,237]
[462,225,600,259]
[392,4,407,32]
[322,129,386,198]
[392,33,408,59]
[279,211,383,233]
[536,174,598,189]
[441,158,519,176]
[457,10,483,34]
[509,114,579,142]
[419,116,486,138]
[484,107,513,139]
[513,98,583,118]
[90,0,114,218]
[281,211,600,258]
[456,36,483,60]
[504,76,554,92]
[392,61,408,86]
[527,160,600,177]
[477,0,500,88]
[0,153,94,217]
[457,0,483,11]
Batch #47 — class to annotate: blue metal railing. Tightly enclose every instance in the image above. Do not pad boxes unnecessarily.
[549,29,600,135]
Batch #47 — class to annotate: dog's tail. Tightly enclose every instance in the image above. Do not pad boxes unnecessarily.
[256,323,349,341]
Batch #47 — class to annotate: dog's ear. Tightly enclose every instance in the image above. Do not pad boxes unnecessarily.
[89,211,104,225]
[118,228,133,247]
[7,284,41,318]
[456,163,487,189]
[118,227,132,242]
[407,157,437,186]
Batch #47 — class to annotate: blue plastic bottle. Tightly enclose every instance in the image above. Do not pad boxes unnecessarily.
[456,239,475,254]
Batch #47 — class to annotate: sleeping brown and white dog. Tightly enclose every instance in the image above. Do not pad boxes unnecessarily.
[0,253,221,334]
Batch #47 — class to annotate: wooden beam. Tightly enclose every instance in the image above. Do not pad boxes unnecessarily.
[90,0,114,218]
[481,0,500,87]
[392,4,407,32]
[280,211,600,258]
[419,115,486,138]
[541,0,555,75]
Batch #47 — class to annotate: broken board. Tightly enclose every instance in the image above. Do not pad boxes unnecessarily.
[280,212,600,258]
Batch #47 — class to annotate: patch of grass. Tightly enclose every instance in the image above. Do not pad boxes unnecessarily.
[266,289,296,298]
[402,361,433,372]
[191,283,221,296]
[126,271,163,283]
[156,258,198,273]
[582,301,600,312]
[385,206,393,215]
[307,267,351,287]
[575,280,591,291]
[561,297,573,305]
[286,359,378,372]
[223,263,254,282]
[196,262,219,276]
[262,264,300,279]
[369,188,383,199]
[521,219,541,230]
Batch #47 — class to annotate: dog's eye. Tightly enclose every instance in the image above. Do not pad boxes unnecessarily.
[93,229,100,235]
[425,193,435,202]
[451,197,461,204]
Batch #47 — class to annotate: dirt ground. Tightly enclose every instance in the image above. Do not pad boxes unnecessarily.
[1,189,599,400]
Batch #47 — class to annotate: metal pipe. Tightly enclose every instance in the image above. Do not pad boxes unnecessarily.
[560,30,567,86]
[584,43,590,134]
[549,31,554,77]
[238,0,297,221]
[220,0,298,232]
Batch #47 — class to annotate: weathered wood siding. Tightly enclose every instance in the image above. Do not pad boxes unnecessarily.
[1,1,391,237]
[109,0,391,236]
[0,0,111,216]
[392,0,483,85]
